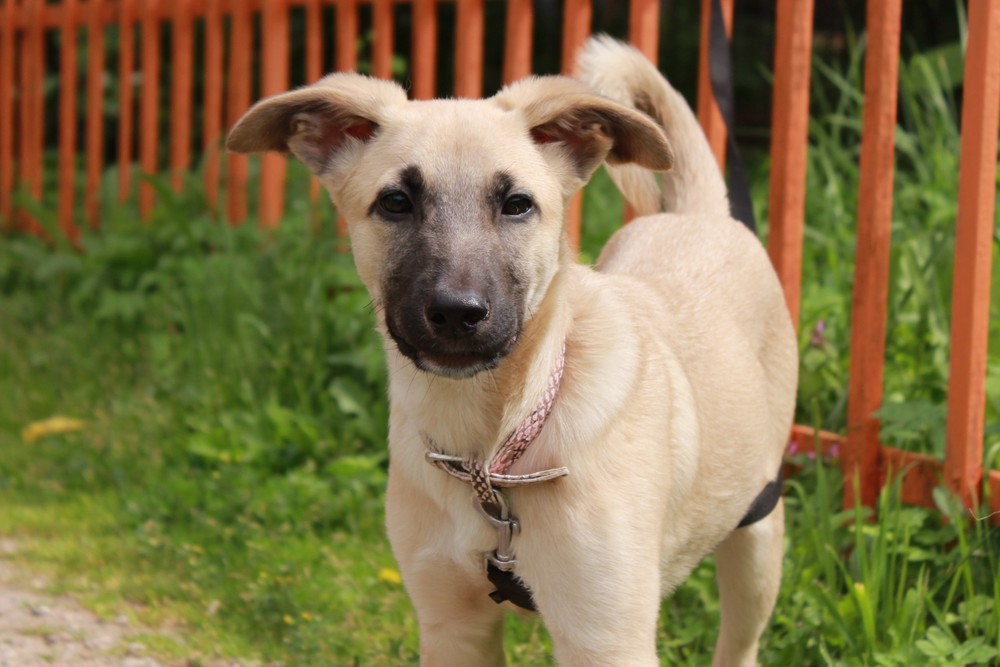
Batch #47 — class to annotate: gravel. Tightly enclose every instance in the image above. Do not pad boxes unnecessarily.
[0,538,264,667]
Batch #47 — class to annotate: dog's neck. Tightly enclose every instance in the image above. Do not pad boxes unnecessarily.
[384,265,574,461]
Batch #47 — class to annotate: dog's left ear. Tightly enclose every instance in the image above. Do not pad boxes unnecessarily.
[226,73,407,176]
[494,76,673,180]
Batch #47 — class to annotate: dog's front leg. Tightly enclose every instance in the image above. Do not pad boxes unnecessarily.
[408,565,507,667]
[517,517,663,667]
[386,470,507,667]
[530,561,662,667]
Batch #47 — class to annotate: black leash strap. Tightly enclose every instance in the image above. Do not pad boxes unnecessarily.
[708,0,756,231]
[737,468,784,528]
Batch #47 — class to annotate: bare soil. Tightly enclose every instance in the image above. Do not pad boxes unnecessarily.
[0,539,261,667]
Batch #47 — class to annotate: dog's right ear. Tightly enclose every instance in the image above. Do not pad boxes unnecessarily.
[226,73,407,175]
[493,75,673,184]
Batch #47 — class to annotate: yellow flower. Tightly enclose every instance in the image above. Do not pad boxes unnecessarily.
[378,567,402,585]
[22,416,86,443]
[282,614,295,625]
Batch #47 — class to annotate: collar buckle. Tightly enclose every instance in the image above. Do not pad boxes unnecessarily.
[473,492,520,572]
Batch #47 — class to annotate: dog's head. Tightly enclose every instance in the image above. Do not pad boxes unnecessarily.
[227,73,672,379]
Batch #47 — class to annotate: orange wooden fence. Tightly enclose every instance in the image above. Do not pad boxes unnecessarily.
[0,0,998,522]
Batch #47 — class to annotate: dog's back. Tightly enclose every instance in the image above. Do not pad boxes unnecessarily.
[579,36,798,525]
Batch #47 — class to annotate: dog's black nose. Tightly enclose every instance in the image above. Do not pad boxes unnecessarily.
[425,290,490,333]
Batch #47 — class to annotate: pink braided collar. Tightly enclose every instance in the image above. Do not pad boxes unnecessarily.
[424,345,569,500]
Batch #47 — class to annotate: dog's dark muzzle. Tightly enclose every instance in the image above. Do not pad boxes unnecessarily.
[386,283,521,378]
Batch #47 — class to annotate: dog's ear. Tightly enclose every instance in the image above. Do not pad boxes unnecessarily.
[493,76,673,180]
[226,73,407,175]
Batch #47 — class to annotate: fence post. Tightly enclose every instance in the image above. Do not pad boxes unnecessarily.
[305,0,324,206]
[944,0,1000,510]
[203,0,222,209]
[843,0,902,510]
[561,0,591,253]
[334,0,358,241]
[117,0,135,202]
[226,0,251,224]
[412,0,437,99]
[169,0,193,191]
[629,0,659,61]
[767,0,815,328]
[259,0,289,228]
[19,0,44,234]
[84,0,106,229]
[305,0,323,85]
[372,0,393,80]
[58,0,80,243]
[455,0,483,98]
[0,0,15,229]
[138,0,161,218]
[336,0,358,73]
[502,0,532,85]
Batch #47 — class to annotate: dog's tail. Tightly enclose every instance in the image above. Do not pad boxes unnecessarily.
[576,35,729,219]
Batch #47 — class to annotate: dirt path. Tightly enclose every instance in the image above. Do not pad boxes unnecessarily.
[0,538,169,667]
[0,539,265,667]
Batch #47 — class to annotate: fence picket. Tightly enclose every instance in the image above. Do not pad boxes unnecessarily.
[203,0,223,208]
[502,0,531,85]
[84,0,106,228]
[628,0,658,61]
[944,0,1000,509]
[138,0,161,218]
[306,0,323,84]
[335,0,358,73]
[454,0,483,98]
[226,0,251,224]
[19,0,44,234]
[412,0,437,99]
[844,0,903,510]
[334,0,358,241]
[306,0,323,205]
[766,0,815,328]
[0,0,14,228]
[170,0,194,191]
[561,0,591,252]
[117,0,136,202]
[58,0,80,243]
[372,0,393,80]
[259,0,289,228]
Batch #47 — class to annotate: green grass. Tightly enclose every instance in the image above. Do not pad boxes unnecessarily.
[1,23,999,666]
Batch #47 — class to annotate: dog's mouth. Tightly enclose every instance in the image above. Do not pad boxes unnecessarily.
[386,318,518,379]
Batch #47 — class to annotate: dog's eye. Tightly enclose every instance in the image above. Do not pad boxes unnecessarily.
[378,190,414,217]
[502,194,534,217]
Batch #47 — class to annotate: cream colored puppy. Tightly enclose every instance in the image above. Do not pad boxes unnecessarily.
[228,36,797,667]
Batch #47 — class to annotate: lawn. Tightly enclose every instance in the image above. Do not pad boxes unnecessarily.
[1,28,999,667]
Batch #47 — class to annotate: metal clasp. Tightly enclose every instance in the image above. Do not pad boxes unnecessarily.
[473,491,521,572]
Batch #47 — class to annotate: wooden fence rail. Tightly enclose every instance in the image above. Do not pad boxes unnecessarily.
[0,0,998,523]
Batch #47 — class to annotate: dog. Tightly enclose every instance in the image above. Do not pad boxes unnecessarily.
[227,35,797,667]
